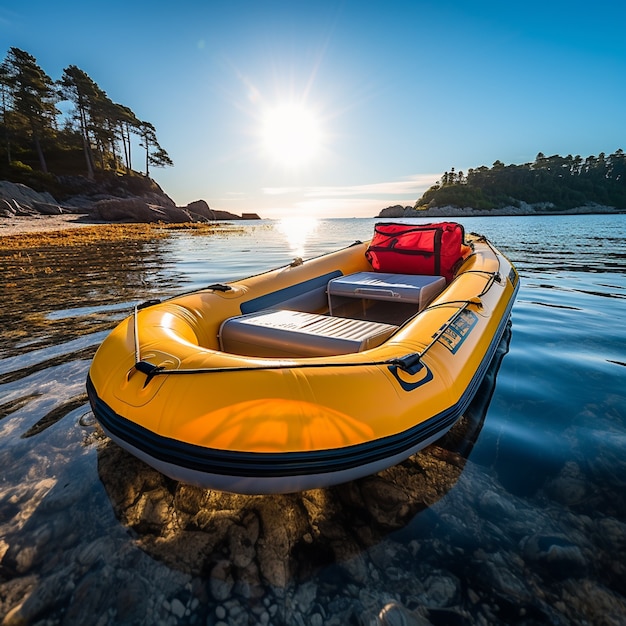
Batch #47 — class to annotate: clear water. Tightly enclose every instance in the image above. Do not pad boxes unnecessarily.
[1,214,625,625]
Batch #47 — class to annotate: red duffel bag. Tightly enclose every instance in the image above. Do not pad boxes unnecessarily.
[365,222,466,282]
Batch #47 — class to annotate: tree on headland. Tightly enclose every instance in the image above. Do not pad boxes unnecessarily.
[114,103,141,173]
[415,150,626,211]
[0,60,13,163]
[1,47,58,174]
[138,121,173,177]
[58,65,100,178]
[0,46,172,185]
[58,64,169,178]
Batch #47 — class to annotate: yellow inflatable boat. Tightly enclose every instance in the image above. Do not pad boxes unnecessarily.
[87,226,518,494]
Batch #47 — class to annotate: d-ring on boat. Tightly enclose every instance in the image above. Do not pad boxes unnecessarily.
[87,222,519,494]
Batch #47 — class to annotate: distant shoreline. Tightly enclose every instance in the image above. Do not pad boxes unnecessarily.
[377,203,625,219]
[2,204,624,239]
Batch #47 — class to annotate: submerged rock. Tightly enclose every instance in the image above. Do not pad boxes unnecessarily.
[521,533,588,578]
[96,431,468,589]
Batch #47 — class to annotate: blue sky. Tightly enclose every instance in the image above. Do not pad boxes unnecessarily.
[2,0,625,218]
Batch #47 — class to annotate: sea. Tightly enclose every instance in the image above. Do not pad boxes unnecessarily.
[1,214,625,625]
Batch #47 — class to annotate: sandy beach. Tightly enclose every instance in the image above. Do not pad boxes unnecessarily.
[0,214,101,237]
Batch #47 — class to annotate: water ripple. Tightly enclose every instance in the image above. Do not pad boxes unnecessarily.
[21,393,89,439]
[0,333,109,380]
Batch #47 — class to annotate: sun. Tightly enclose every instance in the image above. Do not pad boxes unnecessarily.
[261,103,323,168]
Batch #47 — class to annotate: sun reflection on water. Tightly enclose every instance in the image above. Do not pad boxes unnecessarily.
[276,216,320,258]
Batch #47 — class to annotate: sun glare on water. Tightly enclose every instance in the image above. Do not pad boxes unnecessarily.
[277,216,320,258]
[261,103,323,169]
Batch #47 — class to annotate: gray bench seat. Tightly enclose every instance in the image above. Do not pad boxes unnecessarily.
[328,272,446,313]
[219,309,398,358]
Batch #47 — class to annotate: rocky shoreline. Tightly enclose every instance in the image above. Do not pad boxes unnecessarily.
[2,179,624,239]
[378,201,625,218]
[0,180,261,233]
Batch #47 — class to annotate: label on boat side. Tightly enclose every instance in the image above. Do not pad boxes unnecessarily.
[439,310,479,354]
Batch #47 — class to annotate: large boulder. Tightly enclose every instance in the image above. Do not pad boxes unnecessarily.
[56,173,176,206]
[0,181,58,208]
[32,201,64,215]
[91,198,199,223]
[0,198,14,217]
[378,204,414,218]
[185,199,214,220]
[185,200,251,221]
[0,181,65,216]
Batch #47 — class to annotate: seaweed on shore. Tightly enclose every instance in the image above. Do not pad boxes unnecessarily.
[0,222,229,251]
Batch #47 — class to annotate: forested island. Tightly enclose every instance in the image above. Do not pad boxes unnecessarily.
[419,151,626,210]
[380,151,626,218]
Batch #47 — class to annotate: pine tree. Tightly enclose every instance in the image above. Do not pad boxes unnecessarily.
[2,47,58,173]
[0,58,13,163]
[138,121,173,177]
[59,65,99,178]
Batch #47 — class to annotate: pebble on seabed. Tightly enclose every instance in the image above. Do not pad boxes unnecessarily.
[378,601,428,626]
